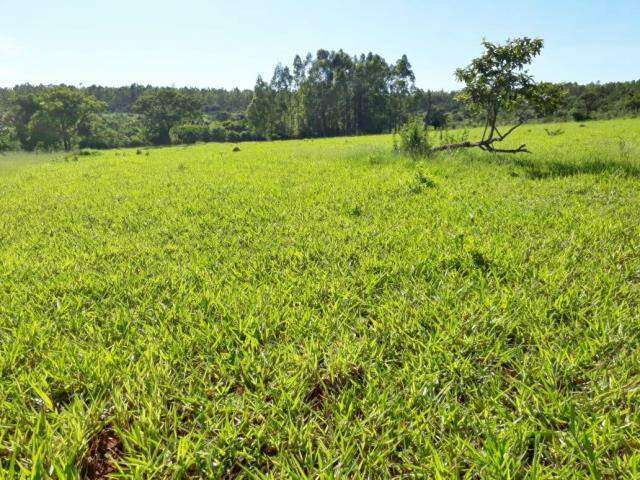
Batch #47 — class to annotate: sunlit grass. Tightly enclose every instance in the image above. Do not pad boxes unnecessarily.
[1,118,639,478]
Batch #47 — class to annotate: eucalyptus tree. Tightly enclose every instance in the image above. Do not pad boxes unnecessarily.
[247,77,276,139]
[390,55,416,130]
[270,64,294,138]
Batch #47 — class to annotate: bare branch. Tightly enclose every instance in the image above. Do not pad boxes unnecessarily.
[433,128,529,154]
[497,121,523,141]
[485,144,530,154]
[432,140,485,152]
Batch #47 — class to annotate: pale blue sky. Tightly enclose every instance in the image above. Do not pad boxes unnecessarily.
[1,0,638,90]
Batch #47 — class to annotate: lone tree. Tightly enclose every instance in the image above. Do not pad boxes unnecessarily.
[434,37,563,154]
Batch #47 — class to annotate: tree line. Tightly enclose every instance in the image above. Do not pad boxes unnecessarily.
[0,86,255,151]
[1,53,639,152]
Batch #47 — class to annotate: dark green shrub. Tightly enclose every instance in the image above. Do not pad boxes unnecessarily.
[425,108,447,129]
[169,124,208,145]
[79,113,146,149]
[0,124,18,152]
[571,109,589,122]
[225,131,241,142]
[239,131,253,142]
[208,122,227,142]
[77,149,101,156]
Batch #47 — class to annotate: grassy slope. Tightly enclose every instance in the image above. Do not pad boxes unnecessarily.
[1,119,639,478]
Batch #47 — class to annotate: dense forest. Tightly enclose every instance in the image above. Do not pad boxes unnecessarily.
[1,49,639,151]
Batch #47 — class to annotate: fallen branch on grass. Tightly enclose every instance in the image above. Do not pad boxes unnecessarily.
[433,121,530,154]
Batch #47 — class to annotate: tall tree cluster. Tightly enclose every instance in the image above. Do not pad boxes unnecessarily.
[247,50,417,139]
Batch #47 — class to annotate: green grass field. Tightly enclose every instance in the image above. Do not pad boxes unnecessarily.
[1,119,639,478]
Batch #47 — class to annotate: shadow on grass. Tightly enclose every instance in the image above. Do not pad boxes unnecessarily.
[514,157,640,180]
[461,149,640,180]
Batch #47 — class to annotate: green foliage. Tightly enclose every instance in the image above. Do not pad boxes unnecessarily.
[220,118,256,142]
[430,38,565,154]
[80,84,253,117]
[571,108,590,122]
[206,118,256,143]
[0,84,254,150]
[133,89,202,145]
[455,38,564,124]
[78,113,146,149]
[247,50,416,139]
[26,110,61,151]
[208,122,227,142]
[1,119,639,477]
[247,76,277,139]
[34,87,106,150]
[398,116,431,157]
[169,123,208,145]
[224,130,240,142]
[457,38,542,111]
[2,76,640,153]
[76,148,101,156]
[625,92,640,114]
[0,123,18,152]
[6,93,41,150]
[408,170,437,192]
[7,87,105,151]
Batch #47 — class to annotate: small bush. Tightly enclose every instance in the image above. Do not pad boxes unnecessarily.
[571,109,590,122]
[77,149,100,156]
[239,131,254,142]
[398,117,431,158]
[226,131,241,143]
[409,171,437,193]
